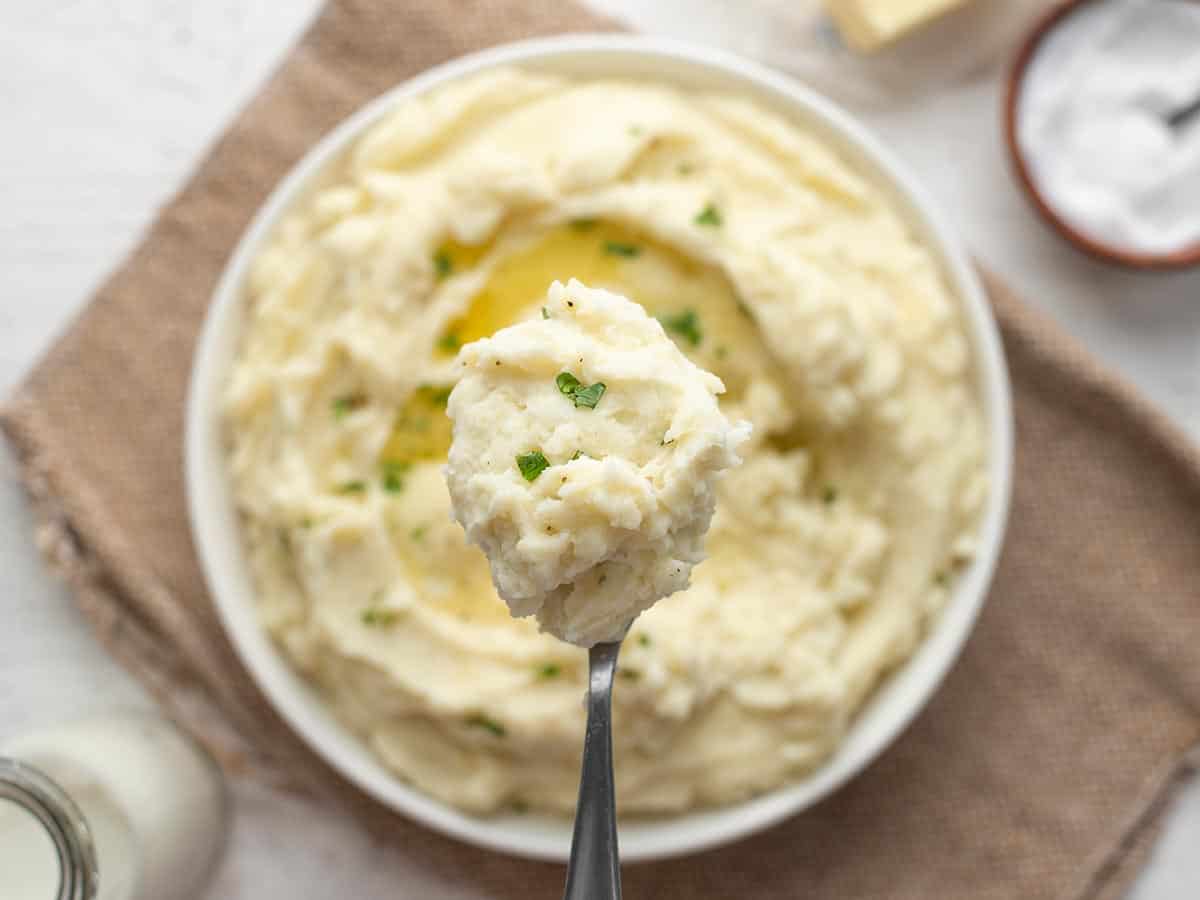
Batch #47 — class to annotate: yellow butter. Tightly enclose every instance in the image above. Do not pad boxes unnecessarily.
[825,0,970,52]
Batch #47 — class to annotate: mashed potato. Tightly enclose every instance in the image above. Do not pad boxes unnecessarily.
[224,69,988,815]
[446,280,748,646]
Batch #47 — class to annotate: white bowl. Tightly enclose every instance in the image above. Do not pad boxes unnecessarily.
[186,35,1013,864]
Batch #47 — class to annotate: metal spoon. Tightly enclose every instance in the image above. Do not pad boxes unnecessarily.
[562,639,624,900]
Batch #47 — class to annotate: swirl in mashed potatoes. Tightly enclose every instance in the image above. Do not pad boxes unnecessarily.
[224,69,988,815]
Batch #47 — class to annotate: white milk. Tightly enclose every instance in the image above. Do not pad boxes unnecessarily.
[1,713,227,900]
[0,796,63,898]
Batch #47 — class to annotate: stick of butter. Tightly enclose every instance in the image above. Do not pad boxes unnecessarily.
[825,0,971,52]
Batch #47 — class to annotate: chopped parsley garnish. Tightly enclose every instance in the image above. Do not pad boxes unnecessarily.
[628,124,644,137]
[556,372,582,395]
[822,485,838,504]
[569,217,598,232]
[658,309,703,347]
[380,460,410,494]
[736,299,753,319]
[299,517,314,529]
[570,450,586,461]
[541,306,550,319]
[517,450,550,482]
[715,345,728,360]
[638,633,652,648]
[361,606,400,627]
[572,382,606,409]
[465,713,507,737]
[694,203,723,227]
[410,525,427,542]
[934,570,950,587]
[337,480,368,495]
[618,668,641,681]
[332,392,367,420]
[556,372,607,410]
[677,161,695,176]
[510,798,530,814]
[433,249,453,279]
[603,240,641,258]
[436,332,461,353]
[537,663,562,680]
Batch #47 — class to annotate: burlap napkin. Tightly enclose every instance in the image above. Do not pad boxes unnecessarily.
[5,0,1200,897]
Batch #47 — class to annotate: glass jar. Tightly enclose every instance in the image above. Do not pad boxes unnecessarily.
[0,712,228,900]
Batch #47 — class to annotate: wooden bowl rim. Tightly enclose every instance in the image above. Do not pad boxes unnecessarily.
[1003,0,1200,271]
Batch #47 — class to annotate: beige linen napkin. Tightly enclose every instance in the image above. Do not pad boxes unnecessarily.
[4,1,1200,897]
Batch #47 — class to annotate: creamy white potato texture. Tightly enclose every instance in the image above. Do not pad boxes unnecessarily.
[225,69,988,815]
[446,279,748,647]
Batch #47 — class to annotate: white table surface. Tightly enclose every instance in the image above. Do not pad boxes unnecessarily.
[1,2,1197,897]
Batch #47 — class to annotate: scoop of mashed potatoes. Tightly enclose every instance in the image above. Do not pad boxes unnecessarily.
[446,279,748,646]
[224,68,988,816]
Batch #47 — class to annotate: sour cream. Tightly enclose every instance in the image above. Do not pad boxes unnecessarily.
[1017,0,1200,256]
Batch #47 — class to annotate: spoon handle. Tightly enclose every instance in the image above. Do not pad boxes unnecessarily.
[563,640,623,900]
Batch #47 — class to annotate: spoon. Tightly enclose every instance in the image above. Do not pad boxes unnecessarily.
[562,639,624,900]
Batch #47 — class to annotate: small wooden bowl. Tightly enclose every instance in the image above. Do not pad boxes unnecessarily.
[1003,0,1200,271]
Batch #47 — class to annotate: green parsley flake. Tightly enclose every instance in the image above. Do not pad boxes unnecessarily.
[715,345,729,360]
[603,240,641,258]
[381,460,410,494]
[433,249,453,279]
[569,218,598,232]
[436,332,461,354]
[658,309,703,347]
[638,633,652,648]
[736,299,753,319]
[822,485,838,504]
[537,663,562,680]
[541,306,550,319]
[361,606,400,627]
[934,570,950,587]
[618,668,641,681]
[517,450,550,482]
[572,382,606,409]
[337,480,367,495]
[556,372,607,410]
[466,713,506,737]
[410,525,427,542]
[510,799,530,814]
[331,392,367,420]
[556,372,582,395]
[694,203,723,227]
[570,450,586,461]
[677,161,695,176]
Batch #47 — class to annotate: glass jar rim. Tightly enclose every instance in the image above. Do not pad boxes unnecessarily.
[0,757,98,900]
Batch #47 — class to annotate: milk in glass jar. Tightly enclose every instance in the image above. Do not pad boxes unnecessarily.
[0,712,227,900]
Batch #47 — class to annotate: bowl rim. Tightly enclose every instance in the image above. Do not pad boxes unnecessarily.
[186,33,1014,863]
[1003,0,1200,271]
